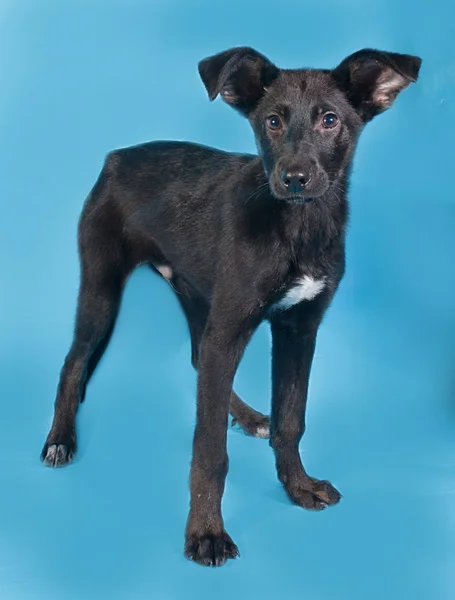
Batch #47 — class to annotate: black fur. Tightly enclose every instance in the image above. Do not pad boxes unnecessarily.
[41,47,421,566]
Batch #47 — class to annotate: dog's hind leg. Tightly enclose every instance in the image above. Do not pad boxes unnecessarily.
[169,275,270,438]
[41,184,132,466]
[229,394,270,439]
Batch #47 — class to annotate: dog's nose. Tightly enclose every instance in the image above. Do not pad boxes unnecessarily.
[280,169,311,193]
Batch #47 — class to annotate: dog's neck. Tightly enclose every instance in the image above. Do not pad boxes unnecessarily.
[286,183,349,253]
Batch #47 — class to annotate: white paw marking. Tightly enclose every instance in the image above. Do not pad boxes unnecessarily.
[255,425,270,438]
[275,275,325,310]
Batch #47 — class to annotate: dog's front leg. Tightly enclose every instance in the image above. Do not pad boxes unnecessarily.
[184,302,259,566]
[269,300,342,511]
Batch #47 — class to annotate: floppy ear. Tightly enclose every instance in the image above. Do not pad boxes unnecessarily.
[198,47,279,116]
[332,49,422,121]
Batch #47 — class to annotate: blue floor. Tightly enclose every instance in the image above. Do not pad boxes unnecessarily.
[1,1,455,599]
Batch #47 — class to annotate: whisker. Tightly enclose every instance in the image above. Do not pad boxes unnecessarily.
[245,182,270,204]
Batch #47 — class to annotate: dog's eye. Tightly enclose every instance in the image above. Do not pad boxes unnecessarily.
[266,115,282,130]
[321,113,339,129]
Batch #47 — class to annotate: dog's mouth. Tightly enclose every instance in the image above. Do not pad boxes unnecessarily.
[285,195,313,205]
[269,186,317,204]
[251,177,329,205]
[268,176,329,204]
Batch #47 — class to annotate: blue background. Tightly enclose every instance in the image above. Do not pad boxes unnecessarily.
[1,1,454,598]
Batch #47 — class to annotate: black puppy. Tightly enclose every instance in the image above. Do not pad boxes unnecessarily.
[41,47,421,566]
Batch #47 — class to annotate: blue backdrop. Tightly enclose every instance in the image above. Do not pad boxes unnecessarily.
[1,1,454,599]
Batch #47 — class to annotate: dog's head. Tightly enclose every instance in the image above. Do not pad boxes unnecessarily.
[199,47,421,203]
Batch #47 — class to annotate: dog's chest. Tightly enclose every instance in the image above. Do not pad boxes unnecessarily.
[273,275,326,311]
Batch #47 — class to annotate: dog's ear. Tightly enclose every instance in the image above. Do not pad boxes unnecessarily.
[332,49,422,121]
[198,47,279,116]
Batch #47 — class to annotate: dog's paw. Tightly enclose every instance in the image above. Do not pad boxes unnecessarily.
[41,434,76,467]
[184,530,239,567]
[232,413,270,439]
[286,478,342,511]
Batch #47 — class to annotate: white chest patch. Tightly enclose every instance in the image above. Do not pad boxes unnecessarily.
[274,275,326,310]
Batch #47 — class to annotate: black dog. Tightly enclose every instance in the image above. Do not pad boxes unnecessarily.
[41,47,421,566]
